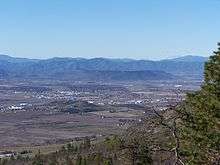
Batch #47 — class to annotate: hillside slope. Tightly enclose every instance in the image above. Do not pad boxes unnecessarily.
[0,55,207,79]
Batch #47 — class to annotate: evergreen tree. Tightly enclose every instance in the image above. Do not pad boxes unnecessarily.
[83,137,91,150]
[136,144,152,165]
[103,158,113,165]
[82,157,87,165]
[179,43,220,164]
[76,155,82,165]
[94,153,103,165]
[48,153,59,165]
[32,150,44,165]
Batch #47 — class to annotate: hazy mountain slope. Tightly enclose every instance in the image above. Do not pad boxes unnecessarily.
[164,55,208,62]
[0,54,37,63]
[0,55,207,79]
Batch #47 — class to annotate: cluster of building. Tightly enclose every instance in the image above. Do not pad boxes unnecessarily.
[0,80,198,114]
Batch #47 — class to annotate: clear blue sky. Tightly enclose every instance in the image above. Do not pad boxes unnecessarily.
[0,0,220,60]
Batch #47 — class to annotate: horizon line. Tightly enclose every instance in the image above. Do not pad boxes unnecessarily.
[0,53,209,61]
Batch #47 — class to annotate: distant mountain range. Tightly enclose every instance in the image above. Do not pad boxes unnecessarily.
[0,54,208,80]
[162,55,208,62]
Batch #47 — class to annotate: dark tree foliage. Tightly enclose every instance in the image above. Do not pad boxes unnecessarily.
[76,155,83,165]
[179,43,220,164]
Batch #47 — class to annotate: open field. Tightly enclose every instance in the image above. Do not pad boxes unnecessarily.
[0,110,123,148]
